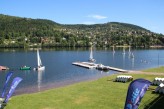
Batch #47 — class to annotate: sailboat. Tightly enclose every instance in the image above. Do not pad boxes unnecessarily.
[113,46,115,54]
[128,46,131,54]
[128,46,131,58]
[130,52,134,58]
[122,47,125,55]
[34,49,45,71]
[88,46,96,62]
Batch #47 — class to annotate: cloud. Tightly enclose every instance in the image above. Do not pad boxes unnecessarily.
[87,14,107,20]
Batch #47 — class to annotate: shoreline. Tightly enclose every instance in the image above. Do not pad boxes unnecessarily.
[114,45,164,48]
[0,45,164,49]
[14,73,114,96]
[14,69,164,96]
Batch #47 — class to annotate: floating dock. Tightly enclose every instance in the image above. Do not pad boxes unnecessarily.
[72,62,97,69]
[106,66,127,72]
[72,62,128,72]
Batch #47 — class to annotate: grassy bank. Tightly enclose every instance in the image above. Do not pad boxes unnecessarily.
[143,66,164,73]
[4,72,164,109]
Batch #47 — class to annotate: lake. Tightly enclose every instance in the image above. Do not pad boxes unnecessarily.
[0,48,164,95]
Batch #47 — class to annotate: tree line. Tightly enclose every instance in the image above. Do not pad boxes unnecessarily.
[0,14,164,48]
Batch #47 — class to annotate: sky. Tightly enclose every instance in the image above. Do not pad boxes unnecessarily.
[0,0,164,34]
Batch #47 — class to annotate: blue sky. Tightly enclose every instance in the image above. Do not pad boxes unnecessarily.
[0,0,164,34]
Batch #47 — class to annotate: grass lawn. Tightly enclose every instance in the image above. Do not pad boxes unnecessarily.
[3,66,164,109]
[143,66,164,73]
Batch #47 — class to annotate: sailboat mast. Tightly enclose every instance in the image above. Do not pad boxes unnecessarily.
[113,46,115,53]
[129,46,131,53]
[90,47,93,59]
[123,47,125,54]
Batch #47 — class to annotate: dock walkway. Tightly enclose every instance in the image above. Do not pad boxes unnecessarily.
[72,62,97,69]
[72,62,128,72]
[107,66,127,72]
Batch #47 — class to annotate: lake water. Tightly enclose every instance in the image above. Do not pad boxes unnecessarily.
[0,48,164,95]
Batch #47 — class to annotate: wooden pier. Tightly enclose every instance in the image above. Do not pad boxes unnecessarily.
[72,62,128,72]
[72,62,97,69]
[106,66,127,72]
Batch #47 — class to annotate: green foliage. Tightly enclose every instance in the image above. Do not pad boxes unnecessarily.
[0,14,164,48]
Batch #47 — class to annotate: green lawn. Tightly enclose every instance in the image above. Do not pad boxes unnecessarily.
[4,73,164,109]
[143,66,164,73]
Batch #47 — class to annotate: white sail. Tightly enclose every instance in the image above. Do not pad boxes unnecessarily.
[113,46,115,53]
[131,52,134,58]
[122,47,125,55]
[37,49,42,67]
[90,47,93,59]
[129,46,131,53]
[89,46,96,62]
[34,49,45,71]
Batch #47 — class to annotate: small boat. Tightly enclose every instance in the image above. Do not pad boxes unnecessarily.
[96,64,109,71]
[20,66,31,70]
[89,58,96,63]
[122,47,125,55]
[0,66,9,70]
[88,46,96,62]
[34,49,45,71]
[128,46,131,54]
[130,52,134,58]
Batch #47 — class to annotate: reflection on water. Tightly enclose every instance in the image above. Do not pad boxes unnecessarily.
[112,51,115,66]
[131,57,135,69]
[37,70,44,91]
[122,52,125,69]
[128,51,131,58]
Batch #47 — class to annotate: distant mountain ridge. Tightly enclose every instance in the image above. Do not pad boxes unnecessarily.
[0,14,164,48]
[65,22,148,31]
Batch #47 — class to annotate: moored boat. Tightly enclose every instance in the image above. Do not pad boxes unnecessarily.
[96,64,109,71]
[0,66,9,70]
[34,49,45,71]
[88,46,96,62]
[20,66,31,70]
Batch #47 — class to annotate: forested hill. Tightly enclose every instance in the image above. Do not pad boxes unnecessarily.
[0,14,164,48]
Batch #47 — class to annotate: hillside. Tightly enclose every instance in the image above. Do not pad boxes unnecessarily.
[0,14,164,48]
